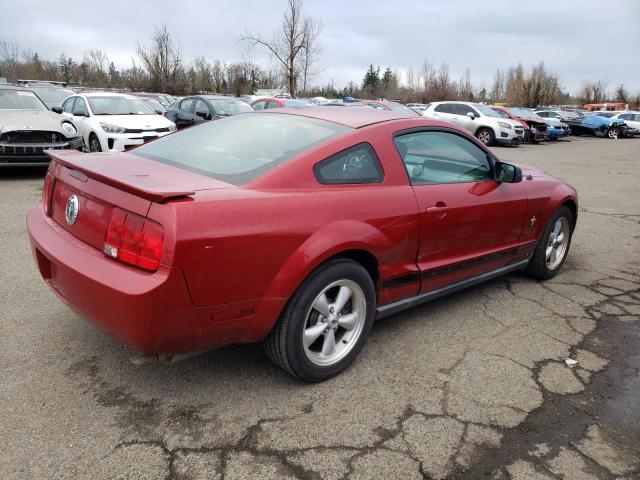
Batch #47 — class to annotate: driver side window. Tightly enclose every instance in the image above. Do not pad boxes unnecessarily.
[394,131,492,185]
[314,143,383,184]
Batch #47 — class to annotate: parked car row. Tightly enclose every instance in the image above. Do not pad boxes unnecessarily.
[2,79,638,167]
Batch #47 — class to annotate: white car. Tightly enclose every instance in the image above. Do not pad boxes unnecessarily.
[597,111,640,131]
[423,101,525,146]
[60,93,176,152]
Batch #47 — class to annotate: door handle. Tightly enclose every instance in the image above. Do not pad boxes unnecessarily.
[426,203,451,215]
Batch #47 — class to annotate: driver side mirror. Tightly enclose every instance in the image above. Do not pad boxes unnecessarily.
[495,161,522,183]
[466,112,475,120]
[52,106,63,114]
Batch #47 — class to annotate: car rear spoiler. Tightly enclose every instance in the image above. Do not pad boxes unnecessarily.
[46,150,196,203]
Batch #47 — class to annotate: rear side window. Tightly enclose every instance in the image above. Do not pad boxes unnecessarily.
[133,114,350,185]
[314,143,383,184]
[434,103,454,114]
[179,98,195,112]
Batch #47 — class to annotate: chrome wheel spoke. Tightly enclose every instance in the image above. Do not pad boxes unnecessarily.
[338,312,358,331]
[304,323,327,348]
[546,245,554,261]
[321,328,336,356]
[334,286,352,313]
[550,247,557,264]
[556,233,564,244]
[312,293,331,317]
[553,220,562,237]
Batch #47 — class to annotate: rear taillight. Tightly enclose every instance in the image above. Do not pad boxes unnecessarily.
[103,208,164,272]
[42,173,54,216]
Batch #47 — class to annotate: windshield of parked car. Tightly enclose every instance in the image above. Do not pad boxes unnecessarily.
[491,108,509,118]
[595,112,615,118]
[29,86,74,107]
[474,104,501,117]
[87,96,156,115]
[142,98,166,112]
[386,101,421,116]
[507,108,533,118]
[0,89,48,110]
[206,98,254,116]
[133,114,351,185]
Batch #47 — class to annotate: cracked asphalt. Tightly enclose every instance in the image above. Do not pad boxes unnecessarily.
[1,136,639,479]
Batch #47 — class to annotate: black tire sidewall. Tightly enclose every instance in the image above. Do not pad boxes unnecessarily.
[89,134,102,152]
[283,260,376,382]
[528,206,574,280]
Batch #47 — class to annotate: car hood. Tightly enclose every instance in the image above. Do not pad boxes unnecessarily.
[92,114,174,129]
[0,109,71,134]
[542,118,567,127]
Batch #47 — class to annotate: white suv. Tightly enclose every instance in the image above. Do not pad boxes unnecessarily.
[423,101,524,146]
[60,93,176,152]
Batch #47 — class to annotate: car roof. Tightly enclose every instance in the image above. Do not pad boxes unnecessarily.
[201,95,242,100]
[79,92,139,98]
[260,106,414,129]
[0,84,31,91]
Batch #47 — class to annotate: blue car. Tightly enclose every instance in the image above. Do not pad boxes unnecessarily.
[524,109,570,139]
[565,114,626,139]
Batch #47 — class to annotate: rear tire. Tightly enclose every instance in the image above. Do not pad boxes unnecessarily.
[263,258,376,382]
[476,127,495,146]
[525,206,574,280]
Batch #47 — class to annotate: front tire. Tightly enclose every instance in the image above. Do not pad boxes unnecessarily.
[89,133,102,152]
[476,127,495,146]
[263,258,376,382]
[525,206,574,280]
[607,127,620,140]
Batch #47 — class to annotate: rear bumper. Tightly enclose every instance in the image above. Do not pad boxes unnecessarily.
[27,204,279,354]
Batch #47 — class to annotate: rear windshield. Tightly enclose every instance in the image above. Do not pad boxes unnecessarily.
[132,113,351,185]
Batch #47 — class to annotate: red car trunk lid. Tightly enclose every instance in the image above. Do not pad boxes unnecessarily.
[46,150,230,253]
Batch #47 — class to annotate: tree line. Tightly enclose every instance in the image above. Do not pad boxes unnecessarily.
[1,0,638,108]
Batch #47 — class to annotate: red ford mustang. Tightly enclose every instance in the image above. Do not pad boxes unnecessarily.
[27,108,578,381]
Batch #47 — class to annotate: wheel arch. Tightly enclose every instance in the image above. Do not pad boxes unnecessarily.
[263,220,388,301]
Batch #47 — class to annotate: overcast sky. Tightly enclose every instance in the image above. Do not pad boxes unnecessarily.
[3,0,640,94]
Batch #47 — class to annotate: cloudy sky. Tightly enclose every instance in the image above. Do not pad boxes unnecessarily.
[3,0,640,94]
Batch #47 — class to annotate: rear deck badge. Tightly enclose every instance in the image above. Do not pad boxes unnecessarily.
[65,195,79,226]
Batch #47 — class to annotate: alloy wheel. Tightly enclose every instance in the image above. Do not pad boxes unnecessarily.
[302,279,367,366]
[478,130,491,145]
[546,217,570,270]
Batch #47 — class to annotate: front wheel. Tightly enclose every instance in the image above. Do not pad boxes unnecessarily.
[476,127,495,146]
[525,206,574,280]
[89,133,102,152]
[263,259,376,382]
[607,127,620,140]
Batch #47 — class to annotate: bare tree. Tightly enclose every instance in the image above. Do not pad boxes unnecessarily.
[0,39,20,82]
[614,83,628,104]
[241,0,317,96]
[579,80,608,104]
[137,24,183,93]
[490,68,505,103]
[298,17,322,92]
